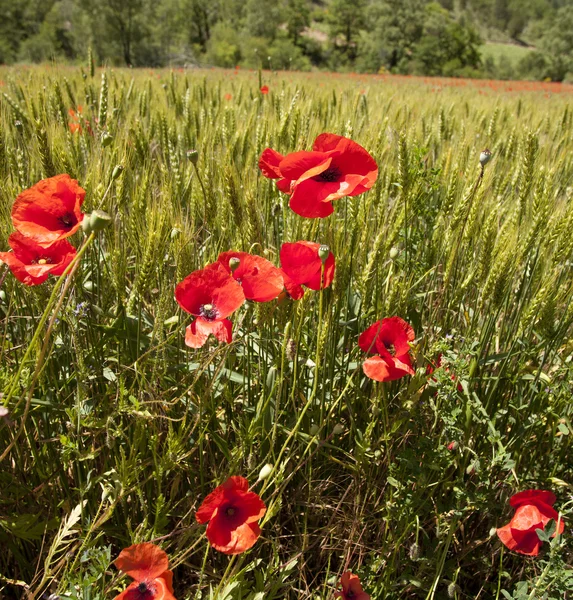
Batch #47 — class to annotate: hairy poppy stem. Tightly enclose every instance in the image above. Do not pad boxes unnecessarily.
[0,232,96,462]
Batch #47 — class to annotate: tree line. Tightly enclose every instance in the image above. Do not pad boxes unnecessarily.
[1,0,572,80]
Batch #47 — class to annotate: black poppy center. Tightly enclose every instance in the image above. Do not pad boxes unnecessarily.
[383,342,396,356]
[135,582,154,599]
[58,212,76,229]
[200,303,218,321]
[347,592,355,599]
[316,166,341,182]
[226,506,236,516]
[31,256,54,265]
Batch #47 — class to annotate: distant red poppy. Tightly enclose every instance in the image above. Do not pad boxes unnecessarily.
[334,572,370,600]
[260,85,269,94]
[427,354,463,392]
[224,93,233,101]
[175,263,245,348]
[114,542,176,600]
[217,251,284,302]
[259,133,378,218]
[196,476,266,555]
[497,490,565,556]
[0,232,76,286]
[359,317,415,382]
[12,174,85,247]
[280,241,335,291]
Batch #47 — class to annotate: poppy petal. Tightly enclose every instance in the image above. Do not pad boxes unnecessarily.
[304,250,335,290]
[276,178,293,194]
[185,318,233,348]
[313,133,346,153]
[258,148,284,179]
[280,242,322,285]
[358,321,383,354]
[510,490,557,509]
[206,517,261,555]
[279,151,331,181]
[288,179,336,219]
[115,543,169,582]
[281,270,305,300]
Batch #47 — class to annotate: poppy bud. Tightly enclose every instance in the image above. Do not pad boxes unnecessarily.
[318,245,330,263]
[0,290,6,302]
[309,424,320,436]
[0,406,8,418]
[389,247,399,259]
[479,149,492,166]
[447,582,459,598]
[111,165,124,181]
[187,149,199,164]
[447,441,458,451]
[257,463,273,481]
[409,542,420,560]
[229,257,241,273]
[82,214,92,233]
[89,209,112,232]
[332,423,344,435]
[101,132,113,148]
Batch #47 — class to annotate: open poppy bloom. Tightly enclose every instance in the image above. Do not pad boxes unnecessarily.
[280,242,335,295]
[114,542,176,600]
[175,263,245,348]
[259,133,378,218]
[359,316,415,382]
[334,572,370,600]
[260,85,269,94]
[196,476,266,555]
[12,174,86,247]
[497,490,565,556]
[217,251,284,302]
[0,232,76,285]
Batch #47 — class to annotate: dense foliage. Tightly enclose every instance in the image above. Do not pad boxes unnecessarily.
[1,0,573,80]
[1,65,573,598]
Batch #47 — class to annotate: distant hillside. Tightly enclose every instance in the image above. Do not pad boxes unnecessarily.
[0,0,572,80]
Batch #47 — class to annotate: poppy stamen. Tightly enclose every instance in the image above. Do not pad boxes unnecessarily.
[200,303,218,321]
[384,343,396,356]
[226,507,236,516]
[137,583,148,594]
[316,166,341,182]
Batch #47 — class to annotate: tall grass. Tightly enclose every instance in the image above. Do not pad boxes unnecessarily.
[1,66,573,599]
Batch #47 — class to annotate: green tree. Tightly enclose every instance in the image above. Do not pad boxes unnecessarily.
[412,3,482,76]
[327,0,367,61]
[285,0,310,45]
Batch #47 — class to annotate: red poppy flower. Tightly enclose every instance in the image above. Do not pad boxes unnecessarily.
[217,251,284,302]
[260,85,269,94]
[175,263,245,348]
[359,317,415,382]
[114,542,176,600]
[334,572,370,600]
[280,241,335,291]
[12,174,86,247]
[0,232,76,286]
[497,490,565,556]
[259,133,378,218]
[196,476,266,555]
